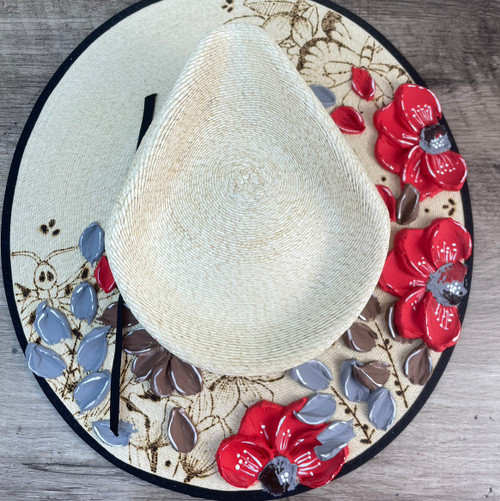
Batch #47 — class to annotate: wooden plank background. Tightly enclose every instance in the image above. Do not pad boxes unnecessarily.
[0,1,499,499]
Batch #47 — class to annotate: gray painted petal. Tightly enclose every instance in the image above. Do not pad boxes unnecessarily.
[25,343,66,379]
[92,420,136,447]
[71,282,98,323]
[74,370,111,413]
[79,222,105,264]
[340,359,370,402]
[34,301,72,345]
[310,85,336,108]
[294,393,336,425]
[289,360,332,391]
[367,387,396,431]
[77,326,110,372]
[315,420,355,460]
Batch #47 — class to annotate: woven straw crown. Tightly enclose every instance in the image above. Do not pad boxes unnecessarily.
[106,24,390,376]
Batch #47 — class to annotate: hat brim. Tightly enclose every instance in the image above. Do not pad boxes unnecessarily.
[2,0,473,499]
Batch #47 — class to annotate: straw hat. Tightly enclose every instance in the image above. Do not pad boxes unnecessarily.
[2,0,473,498]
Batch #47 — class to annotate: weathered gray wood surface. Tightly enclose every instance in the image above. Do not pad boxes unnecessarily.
[0,0,499,499]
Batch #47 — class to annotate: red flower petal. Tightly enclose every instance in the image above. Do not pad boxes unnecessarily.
[401,146,442,199]
[94,256,116,293]
[331,106,366,134]
[376,185,396,222]
[295,444,348,489]
[375,135,409,175]
[394,226,436,279]
[422,293,461,351]
[216,435,273,488]
[274,398,326,455]
[378,250,426,297]
[425,218,472,269]
[373,101,419,147]
[395,288,428,340]
[351,67,376,101]
[395,84,442,133]
[425,151,467,191]
[238,400,283,449]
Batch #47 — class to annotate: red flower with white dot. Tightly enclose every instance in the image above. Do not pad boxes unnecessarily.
[378,218,472,351]
[216,398,348,495]
[374,84,467,200]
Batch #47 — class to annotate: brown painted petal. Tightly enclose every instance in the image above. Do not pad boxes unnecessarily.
[353,361,390,390]
[98,302,139,328]
[358,294,381,321]
[150,360,174,397]
[132,346,168,381]
[123,329,159,354]
[167,408,198,453]
[169,356,203,396]
[396,184,420,225]
[343,323,377,352]
[386,303,414,344]
[404,344,433,385]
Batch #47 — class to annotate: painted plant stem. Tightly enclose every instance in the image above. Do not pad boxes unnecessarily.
[374,323,409,408]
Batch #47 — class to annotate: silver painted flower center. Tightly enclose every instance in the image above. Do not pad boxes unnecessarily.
[419,123,451,155]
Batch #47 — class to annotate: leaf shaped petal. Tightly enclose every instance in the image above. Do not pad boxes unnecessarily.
[289,360,332,391]
[331,106,366,134]
[310,85,336,108]
[77,326,110,372]
[167,408,198,453]
[169,356,203,395]
[25,343,66,379]
[340,360,370,402]
[352,361,390,390]
[404,344,433,385]
[98,302,138,328]
[94,256,116,293]
[351,66,376,101]
[343,323,377,352]
[367,387,396,430]
[315,420,355,461]
[79,222,105,264]
[74,370,111,413]
[34,301,72,345]
[71,282,98,323]
[293,393,336,425]
[123,329,159,355]
[92,420,136,447]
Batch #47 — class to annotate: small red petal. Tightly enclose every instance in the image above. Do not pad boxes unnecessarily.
[297,445,348,489]
[331,106,365,134]
[373,101,419,146]
[402,146,442,199]
[374,135,409,175]
[378,250,426,297]
[395,288,428,340]
[395,84,442,133]
[94,256,116,293]
[351,67,376,101]
[376,185,396,222]
[216,435,273,488]
[425,151,467,191]
[424,218,472,269]
[422,294,461,351]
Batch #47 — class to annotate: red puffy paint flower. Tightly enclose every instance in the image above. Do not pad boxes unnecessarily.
[379,218,472,351]
[374,84,467,200]
[216,398,348,495]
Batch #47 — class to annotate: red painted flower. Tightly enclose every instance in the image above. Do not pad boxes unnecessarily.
[374,84,467,200]
[216,398,348,495]
[379,218,472,351]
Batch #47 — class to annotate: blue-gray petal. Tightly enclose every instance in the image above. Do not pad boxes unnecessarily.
[79,222,105,264]
[74,370,111,413]
[25,343,66,379]
[34,300,72,345]
[341,359,370,402]
[310,85,336,108]
[92,420,136,447]
[71,282,98,323]
[289,360,332,391]
[294,393,336,425]
[315,420,355,461]
[77,326,110,372]
[367,387,396,431]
